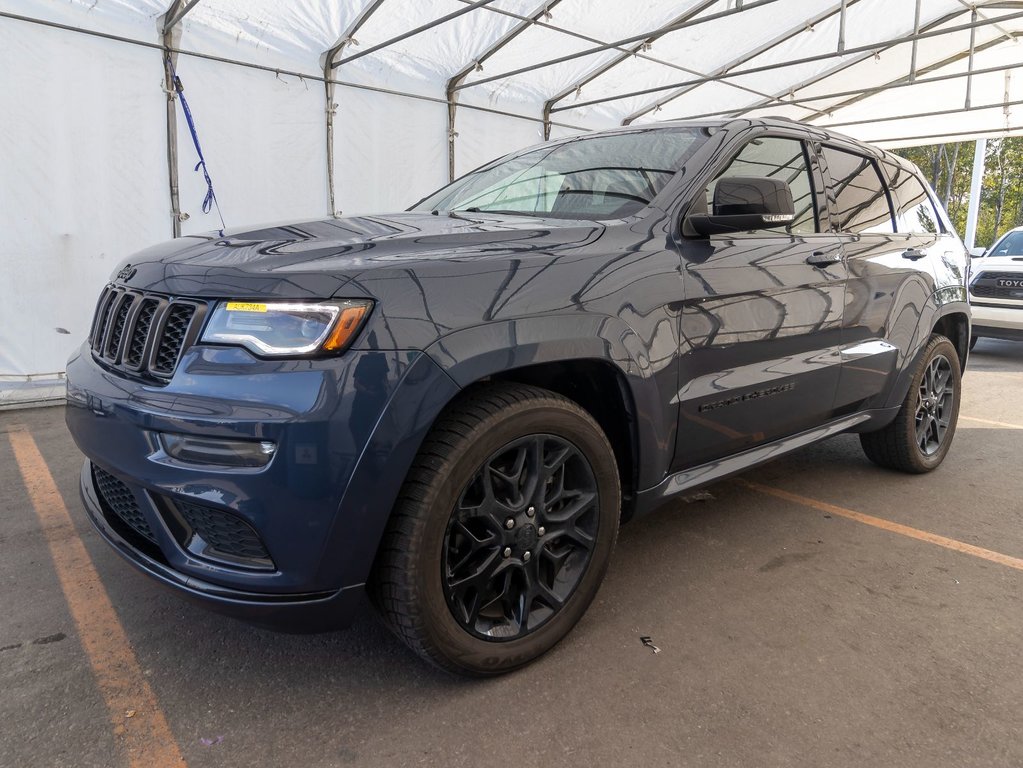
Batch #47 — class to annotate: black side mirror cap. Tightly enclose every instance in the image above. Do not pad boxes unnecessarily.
[686,176,796,236]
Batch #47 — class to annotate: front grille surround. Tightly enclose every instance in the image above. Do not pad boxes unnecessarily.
[89,285,205,381]
[970,270,1023,301]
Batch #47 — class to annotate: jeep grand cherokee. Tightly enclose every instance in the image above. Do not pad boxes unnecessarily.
[66,118,970,675]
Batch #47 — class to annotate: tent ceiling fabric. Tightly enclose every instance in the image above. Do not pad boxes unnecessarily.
[1,0,1021,392]
[6,0,1020,137]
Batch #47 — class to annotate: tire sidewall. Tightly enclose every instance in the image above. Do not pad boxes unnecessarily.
[412,404,620,676]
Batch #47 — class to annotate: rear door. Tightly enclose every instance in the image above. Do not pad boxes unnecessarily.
[674,133,846,471]
[822,147,938,413]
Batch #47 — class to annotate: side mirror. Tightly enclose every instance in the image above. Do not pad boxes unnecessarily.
[969,246,986,258]
[687,176,795,236]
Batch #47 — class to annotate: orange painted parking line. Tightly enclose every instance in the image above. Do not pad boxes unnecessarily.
[959,415,1023,430]
[738,478,1023,573]
[8,429,185,768]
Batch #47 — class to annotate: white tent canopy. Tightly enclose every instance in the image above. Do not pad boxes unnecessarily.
[1,0,1021,404]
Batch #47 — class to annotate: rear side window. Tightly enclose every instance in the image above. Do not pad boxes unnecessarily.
[885,162,942,234]
[707,136,818,234]
[822,147,894,234]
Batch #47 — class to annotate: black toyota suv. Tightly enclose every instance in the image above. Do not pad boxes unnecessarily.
[66,118,969,676]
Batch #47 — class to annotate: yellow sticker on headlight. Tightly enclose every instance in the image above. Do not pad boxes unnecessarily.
[225,302,267,313]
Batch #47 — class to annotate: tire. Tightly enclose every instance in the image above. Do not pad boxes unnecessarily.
[370,382,621,676]
[969,335,979,351]
[859,334,962,474]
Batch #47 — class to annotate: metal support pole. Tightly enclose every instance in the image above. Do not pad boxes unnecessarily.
[966,6,978,108]
[322,0,387,217]
[909,0,922,81]
[964,138,987,250]
[335,0,496,68]
[160,0,202,238]
[838,0,848,51]
[446,0,561,180]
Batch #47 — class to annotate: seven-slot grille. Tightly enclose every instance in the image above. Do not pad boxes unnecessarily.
[90,286,203,379]
[971,271,1023,301]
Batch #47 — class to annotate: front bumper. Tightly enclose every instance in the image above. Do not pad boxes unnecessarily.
[970,302,1023,340]
[66,341,459,630]
[80,461,363,631]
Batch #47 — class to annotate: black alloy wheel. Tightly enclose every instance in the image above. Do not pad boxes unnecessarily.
[860,334,962,473]
[371,383,620,676]
[915,354,955,456]
[443,434,599,640]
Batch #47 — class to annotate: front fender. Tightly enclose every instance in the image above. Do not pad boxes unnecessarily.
[423,314,677,490]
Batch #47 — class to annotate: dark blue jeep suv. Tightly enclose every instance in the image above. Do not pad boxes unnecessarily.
[66,119,970,675]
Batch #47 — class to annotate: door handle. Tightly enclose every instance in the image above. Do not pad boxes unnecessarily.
[806,251,842,267]
[902,248,927,261]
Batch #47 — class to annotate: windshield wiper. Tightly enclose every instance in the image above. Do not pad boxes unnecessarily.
[459,208,534,217]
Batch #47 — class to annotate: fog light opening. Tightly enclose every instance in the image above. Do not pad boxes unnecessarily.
[159,433,276,469]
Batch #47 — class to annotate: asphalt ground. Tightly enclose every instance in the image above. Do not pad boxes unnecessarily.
[2,338,1021,768]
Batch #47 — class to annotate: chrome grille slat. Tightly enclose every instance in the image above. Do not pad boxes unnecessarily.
[88,286,204,381]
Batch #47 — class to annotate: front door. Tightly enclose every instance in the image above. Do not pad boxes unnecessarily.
[673,135,845,471]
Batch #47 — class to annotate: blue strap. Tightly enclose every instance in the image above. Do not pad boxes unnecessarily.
[167,57,226,235]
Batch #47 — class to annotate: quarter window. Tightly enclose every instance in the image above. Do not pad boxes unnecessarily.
[707,137,818,234]
[822,147,895,234]
[884,163,942,234]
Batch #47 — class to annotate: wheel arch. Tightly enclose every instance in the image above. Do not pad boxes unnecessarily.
[932,307,971,372]
[424,315,676,520]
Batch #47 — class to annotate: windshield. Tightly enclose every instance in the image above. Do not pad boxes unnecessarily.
[414,127,707,220]
[988,230,1023,257]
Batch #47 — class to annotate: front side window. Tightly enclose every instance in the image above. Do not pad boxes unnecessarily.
[885,162,942,235]
[415,128,707,220]
[822,147,895,234]
[706,136,818,234]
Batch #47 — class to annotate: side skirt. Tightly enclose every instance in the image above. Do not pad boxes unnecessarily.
[632,407,899,518]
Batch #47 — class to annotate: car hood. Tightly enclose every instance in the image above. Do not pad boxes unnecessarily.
[972,255,1023,272]
[117,212,608,299]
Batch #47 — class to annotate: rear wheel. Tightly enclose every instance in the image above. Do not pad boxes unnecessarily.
[370,383,620,676]
[859,334,961,473]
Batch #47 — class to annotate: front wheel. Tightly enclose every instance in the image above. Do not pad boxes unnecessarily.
[860,334,962,473]
[370,383,621,676]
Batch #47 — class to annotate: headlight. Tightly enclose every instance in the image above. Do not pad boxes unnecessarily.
[201,299,372,356]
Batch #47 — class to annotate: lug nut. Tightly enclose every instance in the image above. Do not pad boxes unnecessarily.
[503,547,512,558]
[523,551,532,562]
[505,518,515,529]
[527,506,535,517]
[538,526,546,536]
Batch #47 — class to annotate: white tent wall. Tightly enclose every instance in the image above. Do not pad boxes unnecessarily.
[0,15,170,404]
[173,56,330,236]
[2,0,1022,406]
[453,108,547,177]
[334,88,447,215]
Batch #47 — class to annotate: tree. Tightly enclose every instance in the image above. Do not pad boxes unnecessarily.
[893,137,1023,248]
